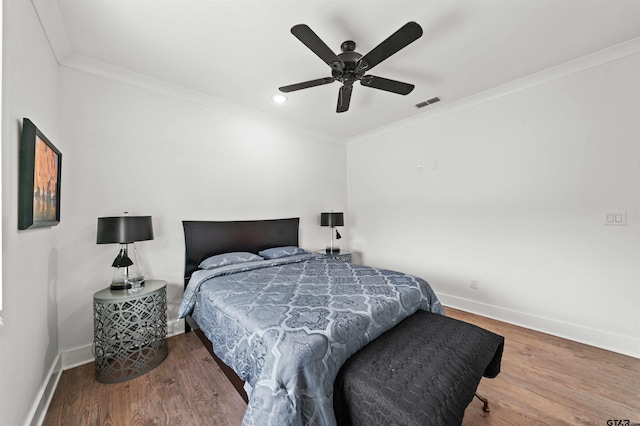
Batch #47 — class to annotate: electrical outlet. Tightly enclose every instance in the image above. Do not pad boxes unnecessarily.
[470,280,478,289]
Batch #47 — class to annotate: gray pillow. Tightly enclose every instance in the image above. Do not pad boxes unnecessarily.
[258,246,310,259]
[198,252,263,269]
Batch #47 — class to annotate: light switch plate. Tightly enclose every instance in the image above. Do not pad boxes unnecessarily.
[604,211,627,226]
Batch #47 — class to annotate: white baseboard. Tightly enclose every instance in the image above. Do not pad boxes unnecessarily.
[168,318,185,337]
[438,293,640,359]
[26,355,62,426]
[60,319,185,371]
[61,344,94,370]
[30,320,184,426]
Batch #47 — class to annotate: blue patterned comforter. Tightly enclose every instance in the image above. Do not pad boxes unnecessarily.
[179,254,444,426]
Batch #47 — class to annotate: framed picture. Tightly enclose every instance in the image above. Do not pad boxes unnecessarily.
[18,118,62,230]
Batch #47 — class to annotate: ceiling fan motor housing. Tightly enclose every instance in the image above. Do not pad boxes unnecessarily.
[332,41,368,83]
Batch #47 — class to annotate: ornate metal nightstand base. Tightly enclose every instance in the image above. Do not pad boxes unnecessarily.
[93,281,168,383]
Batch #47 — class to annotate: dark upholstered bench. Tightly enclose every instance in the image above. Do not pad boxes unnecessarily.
[334,310,504,426]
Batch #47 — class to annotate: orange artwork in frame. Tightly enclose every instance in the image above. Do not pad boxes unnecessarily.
[18,118,62,230]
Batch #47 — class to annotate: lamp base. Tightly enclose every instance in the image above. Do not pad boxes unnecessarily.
[110,276,145,291]
[110,281,132,291]
[325,248,341,254]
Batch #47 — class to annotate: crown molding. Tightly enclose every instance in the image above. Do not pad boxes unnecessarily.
[60,54,345,145]
[31,0,345,145]
[31,0,72,63]
[33,0,638,146]
[348,37,640,144]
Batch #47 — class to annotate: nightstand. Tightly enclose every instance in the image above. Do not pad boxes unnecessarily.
[93,279,168,383]
[317,249,353,263]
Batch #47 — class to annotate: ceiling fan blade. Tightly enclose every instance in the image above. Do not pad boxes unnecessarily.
[279,77,335,93]
[336,85,353,113]
[360,75,415,95]
[359,22,423,72]
[291,24,344,69]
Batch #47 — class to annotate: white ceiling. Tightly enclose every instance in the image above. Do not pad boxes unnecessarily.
[39,0,640,140]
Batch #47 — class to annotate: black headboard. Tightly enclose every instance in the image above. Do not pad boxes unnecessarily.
[182,218,300,285]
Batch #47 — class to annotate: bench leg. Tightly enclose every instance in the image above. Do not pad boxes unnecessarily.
[474,393,490,412]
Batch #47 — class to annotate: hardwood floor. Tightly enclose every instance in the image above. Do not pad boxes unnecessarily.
[44,308,640,425]
[43,330,246,426]
[453,308,640,426]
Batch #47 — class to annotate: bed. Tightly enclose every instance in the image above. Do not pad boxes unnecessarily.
[180,218,502,426]
[181,218,305,401]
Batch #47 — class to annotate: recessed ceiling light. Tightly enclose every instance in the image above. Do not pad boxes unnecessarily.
[273,94,287,104]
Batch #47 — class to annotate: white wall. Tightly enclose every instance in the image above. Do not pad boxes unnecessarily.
[56,67,347,359]
[347,52,640,357]
[1,0,62,424]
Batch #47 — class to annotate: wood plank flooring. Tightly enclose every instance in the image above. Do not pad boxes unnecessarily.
[44,308,640,425]
[43,329,246,426]
[453,308,640,426]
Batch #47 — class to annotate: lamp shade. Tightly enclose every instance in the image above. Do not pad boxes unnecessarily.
[97,216,154,244]
[320,212,344,227]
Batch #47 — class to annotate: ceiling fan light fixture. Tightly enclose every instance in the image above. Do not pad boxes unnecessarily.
[273,94,287,104]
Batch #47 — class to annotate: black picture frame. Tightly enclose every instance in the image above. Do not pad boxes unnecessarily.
[18,118,62,230]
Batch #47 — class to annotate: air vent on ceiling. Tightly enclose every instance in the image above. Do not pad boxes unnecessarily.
[416,97,441,108]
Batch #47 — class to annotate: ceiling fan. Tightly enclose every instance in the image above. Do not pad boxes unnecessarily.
[279,22,423,113]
